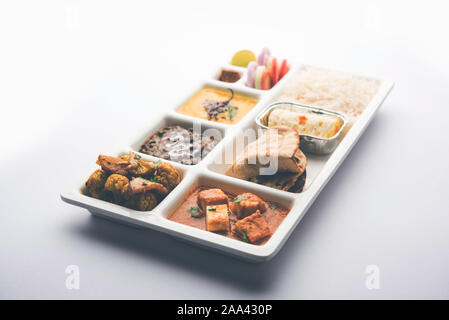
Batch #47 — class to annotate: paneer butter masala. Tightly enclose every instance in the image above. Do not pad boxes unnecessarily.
[167,187,289,245]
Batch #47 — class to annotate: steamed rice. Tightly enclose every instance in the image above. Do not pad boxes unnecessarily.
[279,66,379,133]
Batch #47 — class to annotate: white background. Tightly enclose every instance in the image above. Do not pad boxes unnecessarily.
[1,0,448,299]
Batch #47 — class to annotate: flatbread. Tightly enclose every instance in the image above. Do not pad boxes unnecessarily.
[249,170,307,193]
[226,126,306,179]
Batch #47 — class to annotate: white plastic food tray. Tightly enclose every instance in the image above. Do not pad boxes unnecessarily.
[61,62,394,262]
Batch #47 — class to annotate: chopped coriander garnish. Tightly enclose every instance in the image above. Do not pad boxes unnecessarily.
[228,105,237,120]
[187,207,200,217]
[149,176,158,183]
[240,228,250,243]
[269,204,277,210]
[153,160,162,167]
[232,195,247,203]
[135,154,142,160]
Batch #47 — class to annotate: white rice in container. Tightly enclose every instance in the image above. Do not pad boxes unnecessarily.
[278,66,380,135]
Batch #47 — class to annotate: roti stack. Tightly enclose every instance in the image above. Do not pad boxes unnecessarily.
[225,126,307,193]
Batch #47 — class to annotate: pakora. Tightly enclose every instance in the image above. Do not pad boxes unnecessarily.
[84,152,182,211]
[85,169,108,199]
[155,162,183,191]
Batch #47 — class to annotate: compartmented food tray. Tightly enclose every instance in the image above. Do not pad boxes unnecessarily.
[61,50,394,262]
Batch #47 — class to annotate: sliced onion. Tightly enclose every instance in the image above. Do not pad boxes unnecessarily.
[257,47,271,66]
[246,61,258,88]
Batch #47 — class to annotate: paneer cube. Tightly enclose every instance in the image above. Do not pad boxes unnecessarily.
[230,192,268,219]
[197,188,228,212]
[206,204,230,233]
[234,211,271,243]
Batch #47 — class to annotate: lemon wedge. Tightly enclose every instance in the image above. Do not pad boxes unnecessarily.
[231,50,256,67]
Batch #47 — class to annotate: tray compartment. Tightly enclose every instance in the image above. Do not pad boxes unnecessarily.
[174,80,263,125]
[211,64,246,85]
[158,171,296,254]
[205,118,333,193]
[76,150,189,214]
[130,113,226,167]
[160,171,296,219]
[240,64,294,92]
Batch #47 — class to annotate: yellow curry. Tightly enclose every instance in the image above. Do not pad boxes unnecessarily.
[177,86,258,124]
